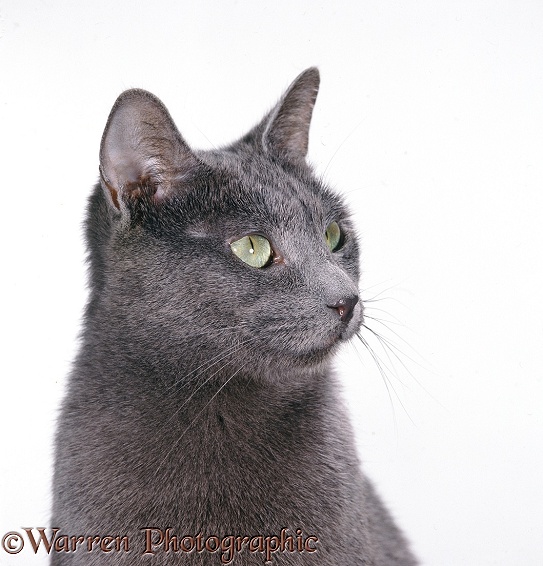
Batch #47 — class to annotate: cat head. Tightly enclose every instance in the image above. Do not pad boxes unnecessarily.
[92,68,362,379]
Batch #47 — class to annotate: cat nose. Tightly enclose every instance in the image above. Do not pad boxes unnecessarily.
[327,295,359,324]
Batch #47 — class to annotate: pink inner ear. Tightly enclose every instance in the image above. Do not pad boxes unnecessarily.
[110,147,151,187]
[99,89,203,211]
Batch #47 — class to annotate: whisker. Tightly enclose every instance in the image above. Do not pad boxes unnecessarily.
[362,321,443,408]
[362,295,407,308]
[355,332,398,436]
[190,120,218,150]
[170,338,256,415]
[359,279,397,295]
[360,281,404,303]
[322,118,366,178]
[363,312,404,327]
[359,327,410,390]
[158,337,257,435]
[164,330,253,392]
[153,337,246,390]
[356,329,417,426]
[362,319,422,369]
[155,360,250,474]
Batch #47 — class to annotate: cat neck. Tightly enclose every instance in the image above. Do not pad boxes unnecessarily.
[74,330,336,415]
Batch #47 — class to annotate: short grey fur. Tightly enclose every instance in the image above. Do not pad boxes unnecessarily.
[51,68,417,565]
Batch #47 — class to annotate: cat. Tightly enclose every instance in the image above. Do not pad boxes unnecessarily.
[50,67,418,565]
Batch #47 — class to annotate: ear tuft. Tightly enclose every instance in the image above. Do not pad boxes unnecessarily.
[99,89,201,212]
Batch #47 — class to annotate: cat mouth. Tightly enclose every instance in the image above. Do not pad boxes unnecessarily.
[295,319,361,362]
[240,304,363,364]
[331,304,363,341]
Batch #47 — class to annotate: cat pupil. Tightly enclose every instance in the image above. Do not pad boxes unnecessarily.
[230,234,272,268]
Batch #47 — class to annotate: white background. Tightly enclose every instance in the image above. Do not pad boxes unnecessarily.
[1,1,542,564]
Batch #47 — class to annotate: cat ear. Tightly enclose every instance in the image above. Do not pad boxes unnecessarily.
[99,89,202,212]
[257,67,320,163]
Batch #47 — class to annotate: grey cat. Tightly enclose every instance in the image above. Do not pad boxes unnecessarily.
[50,68,417,565]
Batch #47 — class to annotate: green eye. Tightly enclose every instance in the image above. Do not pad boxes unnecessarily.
[230,234,273,268]
[325,221,342,251]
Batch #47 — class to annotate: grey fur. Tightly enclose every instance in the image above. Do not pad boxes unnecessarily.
[51,68,417,565]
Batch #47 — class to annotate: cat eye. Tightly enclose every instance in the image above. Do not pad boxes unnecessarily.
[230,234,273,268]
[325,221,342,251]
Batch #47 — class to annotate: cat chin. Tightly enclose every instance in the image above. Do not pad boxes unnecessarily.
[282,328,360,368]
[253,316,362,369]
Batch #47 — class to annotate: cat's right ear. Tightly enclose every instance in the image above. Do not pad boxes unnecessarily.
[99,89,202,214]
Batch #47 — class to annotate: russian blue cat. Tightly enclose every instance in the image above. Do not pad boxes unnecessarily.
[51,68,417,565]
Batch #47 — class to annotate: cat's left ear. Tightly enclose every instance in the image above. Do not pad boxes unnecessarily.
[244,67,320,164]
[99,89,203,213]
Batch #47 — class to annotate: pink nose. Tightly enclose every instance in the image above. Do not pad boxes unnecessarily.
[327,296,359,323]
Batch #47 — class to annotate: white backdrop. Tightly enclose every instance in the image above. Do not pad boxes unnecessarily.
[1,1,542,564]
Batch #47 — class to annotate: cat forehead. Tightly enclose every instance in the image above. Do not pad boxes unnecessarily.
[197,149,345,224]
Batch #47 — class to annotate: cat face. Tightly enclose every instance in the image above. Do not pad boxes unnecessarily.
[93,69,362,378]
